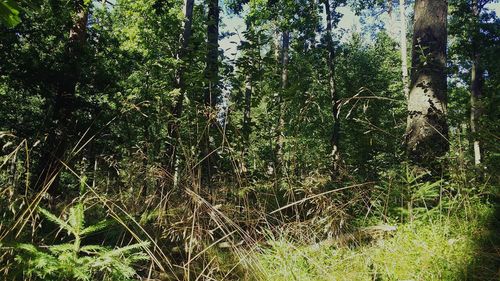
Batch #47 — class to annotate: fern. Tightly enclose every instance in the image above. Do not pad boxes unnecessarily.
[15,203,150,281]
[68,203,85,234]
[38,207,73,234]
[80,219,111,236]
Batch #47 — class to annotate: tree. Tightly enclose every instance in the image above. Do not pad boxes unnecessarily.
[323,0,342,180]
[266,0,293,184]
[405,0,449,171]
[0,0,21,27]
[242,71,252,170]
[37,0,90,195]
[449,0,499,168]
[469,0,485,166]
[274,30,289,182]
[336,32,404,180]
[399,0,409,99]
[166,0,195,187]
[201,0,220,189]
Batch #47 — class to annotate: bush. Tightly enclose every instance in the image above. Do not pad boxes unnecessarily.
[14,203,149,281]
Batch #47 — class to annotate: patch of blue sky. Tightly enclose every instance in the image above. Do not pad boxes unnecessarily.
[219,4,362,60]
[220,2,500,59]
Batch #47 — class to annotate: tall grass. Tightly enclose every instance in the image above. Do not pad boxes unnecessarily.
[253,203,495,280]
[1,131,498,280]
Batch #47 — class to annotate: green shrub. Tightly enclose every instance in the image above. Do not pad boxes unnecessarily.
[15,203,149,281]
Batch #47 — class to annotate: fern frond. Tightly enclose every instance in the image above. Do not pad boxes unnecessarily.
[48,243,74,254]
[80,219,111,236]
[412,179,443,200]
[102,241,150,258]
[69,203,85,233]
[16,243,39,254]
[16,204,148,281]
[139,208,164,224]
[15,243,59,278]
[80,244,109,254]
[38,207,74,235]
[126,251,150,263]
[71,260,92,281]
[91,256,137,279]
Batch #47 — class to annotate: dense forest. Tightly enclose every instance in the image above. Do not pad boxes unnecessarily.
[0,0,499,280]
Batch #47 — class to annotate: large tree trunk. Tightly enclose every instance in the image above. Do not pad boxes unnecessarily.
[399,0,409,99]
[470,0,483,166]
[36,0,89,196]
[275,30,289,182]
[200,0,219,190]
[324,0,341,180]
[165,0,194,187]
[405,0,448,170]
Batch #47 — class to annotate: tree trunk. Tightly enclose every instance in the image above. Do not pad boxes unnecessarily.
[399,0,409,99]
[201,0,219,189]
[405,0,448,170]
[470,0,483,166]
[242,73,252,173]
[165,0,194,187]
[275,30,289,181]
[324,0,341,180]
[36,0,89,196]
[241,20,255,175]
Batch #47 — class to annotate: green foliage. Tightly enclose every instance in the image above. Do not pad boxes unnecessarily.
[0,0,498,280]
[254,192,496,281]
[15,203,149,281]
[0,0,21,27]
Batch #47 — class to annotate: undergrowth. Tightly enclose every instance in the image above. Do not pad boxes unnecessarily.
[252,199,497,281]
[11,203,149,281]
[1,137,498,280]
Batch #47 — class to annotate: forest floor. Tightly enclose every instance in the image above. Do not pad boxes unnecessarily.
[3,167,499,281]
[243,193,500,280]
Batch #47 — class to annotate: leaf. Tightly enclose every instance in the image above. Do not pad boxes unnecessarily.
[101,241,150,258]
[48,243,74,254]
[15,243,39,254]
[80,244,108,254]
[0,0,21,27]
[412,180,442,200]
[69,204,85,233]
[80,220,111,236]
[38,207,74,235]
[71,263,92,281]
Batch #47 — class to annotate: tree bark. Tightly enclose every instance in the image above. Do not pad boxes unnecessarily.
[399,0,409,99]
[324,0,341,180]
[405,0,449,170]
[470,0,483,166]
[165,0,195,186]
[36,0,89,196]
[201,0,219,189]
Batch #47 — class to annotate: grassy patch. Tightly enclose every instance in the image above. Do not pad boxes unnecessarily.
[251,202,497,281]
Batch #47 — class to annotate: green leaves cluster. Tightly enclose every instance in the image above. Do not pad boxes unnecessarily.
[0,0,21,27]
[15,204,149,281]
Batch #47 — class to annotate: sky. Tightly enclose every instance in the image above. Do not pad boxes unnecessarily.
[219,6,361,58]
[220,2,500,59]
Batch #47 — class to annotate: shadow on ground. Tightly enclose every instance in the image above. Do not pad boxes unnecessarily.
[467,193,500,280]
